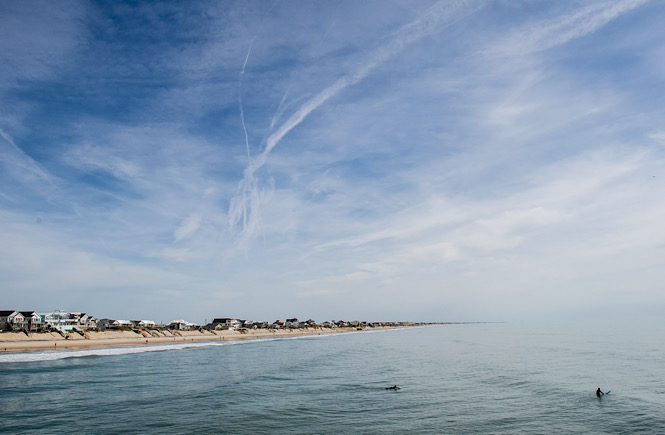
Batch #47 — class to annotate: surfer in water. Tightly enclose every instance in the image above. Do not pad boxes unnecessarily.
[596,388,604,397]
[386,385,401,390]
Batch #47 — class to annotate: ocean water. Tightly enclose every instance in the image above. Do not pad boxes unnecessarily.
[1,323,664,434]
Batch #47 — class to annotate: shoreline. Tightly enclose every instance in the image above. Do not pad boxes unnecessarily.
[0,326,407,353]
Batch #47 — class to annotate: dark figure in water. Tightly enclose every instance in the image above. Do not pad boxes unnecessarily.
[386,385,401,390]
[596,388,604,397]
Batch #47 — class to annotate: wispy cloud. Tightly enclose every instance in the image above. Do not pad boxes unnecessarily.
[174,214,202,241]
[0,129,56,187]
[0,129,60,207]
[228,0,483,240]
[2,0,664,322]
[490,0,648,55]
[303,146,664,315]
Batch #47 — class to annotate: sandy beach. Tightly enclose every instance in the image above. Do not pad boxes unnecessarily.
[0,326,397,352]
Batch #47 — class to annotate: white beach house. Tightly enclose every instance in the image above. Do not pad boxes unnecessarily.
[112,320,132,328]
[0,311,22,331]
[210,318,240,330]
[168,319,197,330]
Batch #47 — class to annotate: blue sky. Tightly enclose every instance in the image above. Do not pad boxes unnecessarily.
[1,0,664,323]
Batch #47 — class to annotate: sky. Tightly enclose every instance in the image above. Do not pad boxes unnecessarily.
[1,0,664,324]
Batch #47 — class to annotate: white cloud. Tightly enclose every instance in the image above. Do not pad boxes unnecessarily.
[147,248,192,262]
[0,0,86,81]
[2,1,664,322]
[174,214,202,241]
[491,0,648,56]
[65,143,144,182]
[0,129,58,190]
[228,0,484,239]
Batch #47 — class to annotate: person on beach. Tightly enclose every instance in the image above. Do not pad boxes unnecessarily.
[596,388,604,397]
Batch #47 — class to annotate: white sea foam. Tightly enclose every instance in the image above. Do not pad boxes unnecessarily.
[0,340,242,363]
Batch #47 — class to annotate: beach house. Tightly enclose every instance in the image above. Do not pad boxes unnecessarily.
[0,310,20,331]
[7,312,26,331]
[208,318,240,330]
[112,320,132,328]
[138,320,156,329]
[20,311,44,331]
[96,318,115,330]
[167,319,197,330]
[10,312,28,330]
[44,311,70,331]
[285,318,299,328]
[77,313,98,329]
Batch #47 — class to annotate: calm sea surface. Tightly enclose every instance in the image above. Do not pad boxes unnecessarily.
[1,322,664,434]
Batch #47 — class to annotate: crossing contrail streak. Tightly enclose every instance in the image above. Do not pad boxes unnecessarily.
[229,0,481,238]
[239,41,254,163]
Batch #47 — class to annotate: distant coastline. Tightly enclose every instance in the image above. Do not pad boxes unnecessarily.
[1,310,449,353]
[0,324,425,353]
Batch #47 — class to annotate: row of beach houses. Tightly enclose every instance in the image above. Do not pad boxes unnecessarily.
[200,318,409,330]
[1,310,411,333]
[0,310,190,333]
[0,310,97,332]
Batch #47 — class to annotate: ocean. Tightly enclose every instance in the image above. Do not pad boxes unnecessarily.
[1,322,664,434]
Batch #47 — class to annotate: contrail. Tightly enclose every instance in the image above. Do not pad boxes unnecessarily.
[239,40,254,163]
[269,84,291,131]
[241,40,253,75]
[491,0,648,55]
[260,0,480,160]
[234,39,258,233]
[229,0,481,237]
[0,129,56,187]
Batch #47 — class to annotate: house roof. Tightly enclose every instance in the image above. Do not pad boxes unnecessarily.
[0,310,17,316]
[211,318,235,323]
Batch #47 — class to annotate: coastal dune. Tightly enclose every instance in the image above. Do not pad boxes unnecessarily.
[0,326,387,352]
